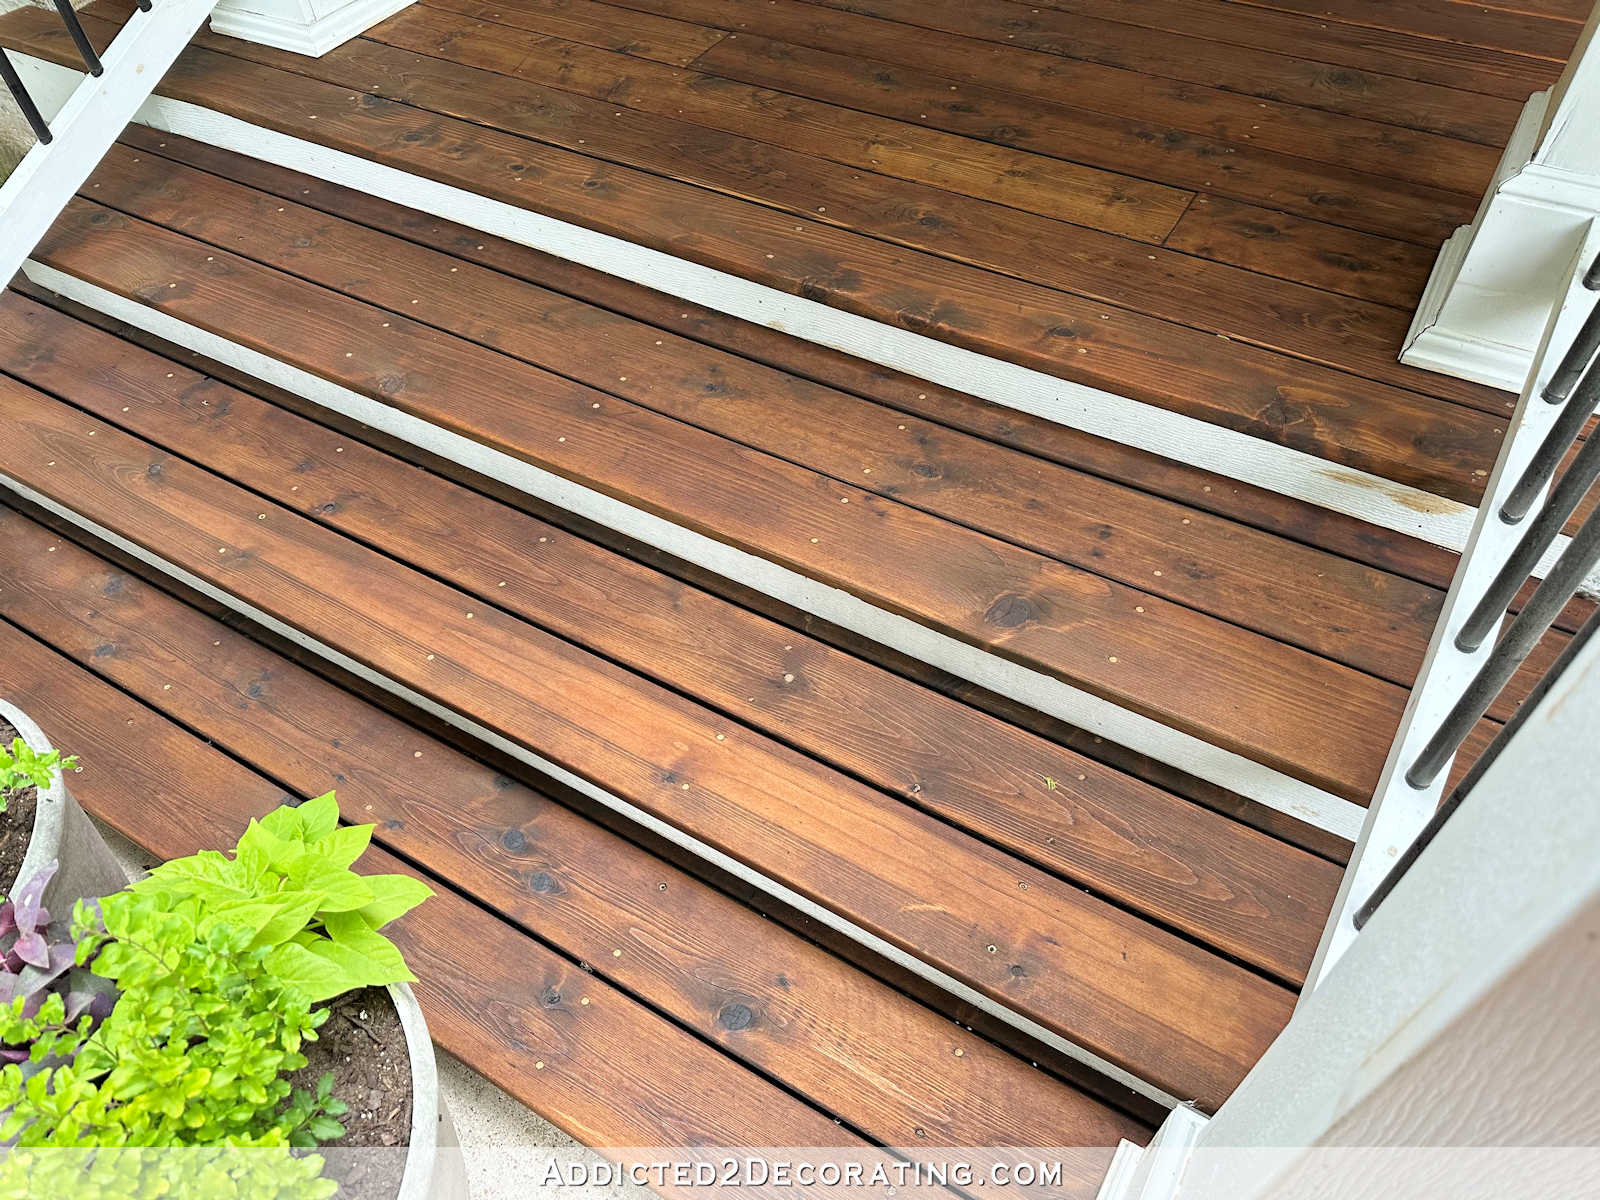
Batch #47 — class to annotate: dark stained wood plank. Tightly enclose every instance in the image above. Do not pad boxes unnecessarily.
[0,377,1298,1111]
[173,25,1490,411]
[595,0,1503,193]
[0,286,1343,984]
[1221,0,1581,59]
[1163,194,1437,309]
[122,125,1471,599]
[0,506,1145,1162]
[1009,0,1563,96]
[591,0,1526,143]
[369,6,1196,241]
[13,269,1361,864]
[3,15,1511,504]
[30,197,1411,800]
[0,619,893,1163]
[683,30,1481,253]
[86,141,1443,687]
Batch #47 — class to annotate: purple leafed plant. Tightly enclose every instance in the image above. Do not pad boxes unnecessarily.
[0,863,114,1063]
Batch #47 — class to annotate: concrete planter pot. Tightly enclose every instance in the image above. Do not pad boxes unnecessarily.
[0,697,128,907]
[390,980,469,1200]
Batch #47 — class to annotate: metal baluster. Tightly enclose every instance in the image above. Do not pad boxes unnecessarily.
[1457,397,1600,652]
[1500,346,1600,523]
[1541,292,1600,405]
[53,0,104,76]
[1356,608,1600,930]
[1406,503,1600,790]
[0,47,52,144]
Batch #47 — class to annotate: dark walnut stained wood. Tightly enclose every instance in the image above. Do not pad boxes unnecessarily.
[145,21,1494,416]
[595,0,1529,142]
[3,12,1515,506]
[81,141,1442,688]
[1220,0,1581,59]
[115,126,1473,592]
[0,506,1146,1167]
[1012,0,1563,96]
[0,287,1343,985]
[28,198,1409,801]
[0,377,1297,1113]
[392,0,1494,201]
[0,622,933,1167]
[371,6,1198,243]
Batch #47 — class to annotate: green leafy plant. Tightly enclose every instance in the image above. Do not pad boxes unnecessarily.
[0,793,430,1196]
[0,738,76,813]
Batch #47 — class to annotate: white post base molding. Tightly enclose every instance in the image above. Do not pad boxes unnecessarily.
[1402,87,1600,393]
[1404,5,1600,393]
[208,0,412,56]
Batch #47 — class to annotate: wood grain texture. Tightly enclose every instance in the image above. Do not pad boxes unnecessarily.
[1007,0,1563,96]
[30,196,1412,800]
[0,504,1146,1162]
[0,375,1297,1111]
[0,620,912,1164]
[601,0,1503,194]
[367,6,1195,241]
[174,24,1492,413]
[1219,0,1581,59]
[120,126,1473,599]
[84,141,1443,688]
[0,286,1343,983]
[2,13,1512,505]
[1162,194,1438,310]
[592,0,1527,143]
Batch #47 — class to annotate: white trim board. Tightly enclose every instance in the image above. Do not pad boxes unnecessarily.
[0,469,1185,1115]
[9,52,1570,575]
[23,259,1366,844]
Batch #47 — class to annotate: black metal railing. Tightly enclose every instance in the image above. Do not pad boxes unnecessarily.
[0,0,149,146]
[1355,251,1600,930]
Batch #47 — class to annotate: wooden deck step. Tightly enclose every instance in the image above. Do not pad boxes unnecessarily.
[0,9,1517,504]
[0,286,1344,982]
[0,354,1297,1111]
[24,183,1412,804]
[0,503,1146,1171]
[0,623,935,1164]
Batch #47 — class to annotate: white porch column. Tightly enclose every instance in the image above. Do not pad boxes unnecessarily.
[208,0,412,57]
[1403,4,1600,392]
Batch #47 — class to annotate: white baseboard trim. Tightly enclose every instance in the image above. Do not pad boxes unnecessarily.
[10,52,1508,565]
[23,257,1367,844]
[0,466,1185,1114]
[208,0,414,58]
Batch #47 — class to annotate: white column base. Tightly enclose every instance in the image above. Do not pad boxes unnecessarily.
[1402,89,1600,393]
[208,0,412,57]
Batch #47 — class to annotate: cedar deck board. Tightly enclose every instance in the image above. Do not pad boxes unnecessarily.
[149,21,1497,416]
[0,620,918,1165]
[1221,0,1579,59]
[0,287,1342,985]
[29,198,1410,800]
[401,0,1496,202]
[592,0,1505,196]
[11,273,1358,865]
[0,504,1146,1160]
[0,375,1297,1113]
[115,126,1482,606]
[84,139,1443,688]
[376,6,1197,243]
[1013,0,1563,96]
[2,13,1513,506]
[603,0,1529,143]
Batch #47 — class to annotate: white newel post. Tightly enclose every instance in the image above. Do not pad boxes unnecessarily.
[1403,3,1600,392]
[208,0,412,56]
